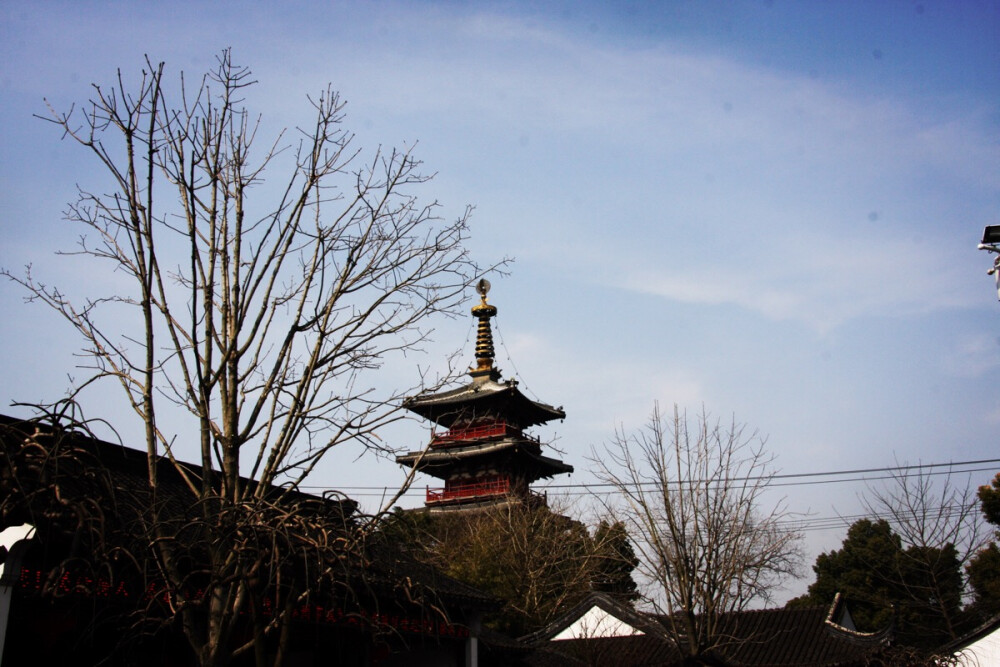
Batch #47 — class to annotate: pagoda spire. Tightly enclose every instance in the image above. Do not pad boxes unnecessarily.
[397,279,572,511]
[470,278,500,383]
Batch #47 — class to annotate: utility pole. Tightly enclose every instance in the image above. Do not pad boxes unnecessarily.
[978,226,1000,300]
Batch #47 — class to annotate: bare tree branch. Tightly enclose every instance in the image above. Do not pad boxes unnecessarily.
[3,50,503,667]
[861,463,988,640]
[591,402,803,659]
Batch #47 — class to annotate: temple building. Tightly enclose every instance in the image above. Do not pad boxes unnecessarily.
[396,280,573,512]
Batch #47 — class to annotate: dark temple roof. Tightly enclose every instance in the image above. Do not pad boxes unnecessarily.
[520,592,891,667]
[396,438,573,480]
[936,612,1000,657]
[702,603,892,666]
[0,413,356,534]
[0,413,496,614]
[403,378,565,429]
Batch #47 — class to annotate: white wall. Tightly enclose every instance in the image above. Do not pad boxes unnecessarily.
[552,605,644,641]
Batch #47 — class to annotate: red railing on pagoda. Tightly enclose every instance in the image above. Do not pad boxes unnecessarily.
[426,476,511,504]
[430,420,540,447]
[431,420,515,444]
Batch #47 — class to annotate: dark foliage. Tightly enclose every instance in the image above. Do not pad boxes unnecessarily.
[965,472,1000,622]
[788,518,967,650]
[379,504,639,637]
[591,520,640,603]
[966,542,1000,619]
[978,473,1000,527]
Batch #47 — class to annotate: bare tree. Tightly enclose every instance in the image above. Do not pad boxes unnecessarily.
[861,464,989,640]
[380,498,638,636]
[2,51,492,666]
[592,403,802,660]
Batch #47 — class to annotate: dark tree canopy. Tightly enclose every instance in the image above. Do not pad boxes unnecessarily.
[966,542,1000,619]
[789,519,901,631]
[788,518,966,650]
[978,473,1000,527]
[378,504,639,637]
[965,472,1000,620]
[591,520,640,603]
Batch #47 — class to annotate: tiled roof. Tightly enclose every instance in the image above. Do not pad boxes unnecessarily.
[702,604,890,666]
[403,378,565,428]
[0,413,356,544]
[521,593,891,667]
[0,413,495,614]
[396,439,573,478]
[936,612,1000,655]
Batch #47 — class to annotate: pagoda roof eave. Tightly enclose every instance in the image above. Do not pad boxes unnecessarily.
[403,379,565,428]
[395,441,574,480]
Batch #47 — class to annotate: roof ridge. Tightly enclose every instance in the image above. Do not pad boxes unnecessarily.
[823,592,894,644]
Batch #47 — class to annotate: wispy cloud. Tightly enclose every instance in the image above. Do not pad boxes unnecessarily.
[334,11,994,330]
[611,231,977,331]
[940,332,1000,379]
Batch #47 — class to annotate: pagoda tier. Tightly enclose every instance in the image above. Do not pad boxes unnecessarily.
[396,280,572,512]
[395,427,573,481]
[402,377,565,429]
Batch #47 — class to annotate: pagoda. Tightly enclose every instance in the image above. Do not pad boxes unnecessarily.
[396,280,573,512]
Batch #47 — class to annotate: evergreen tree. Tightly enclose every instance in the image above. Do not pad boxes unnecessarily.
[788,519,901,631]
[965,542,1000,619]
[966,473,1000,620]
[977,473,1000,526]
[592,520,640,602]
[788,518,964,649]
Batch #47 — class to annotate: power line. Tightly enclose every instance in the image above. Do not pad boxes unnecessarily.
[540,458,1000,490]
[537,464,999,495]
[299,457,998,534]
[304,457,1000,494]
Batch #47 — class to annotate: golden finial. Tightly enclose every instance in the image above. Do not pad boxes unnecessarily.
[470,279,499,381]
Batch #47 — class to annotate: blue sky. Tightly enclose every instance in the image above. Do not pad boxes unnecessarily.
[2,1,999,600]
